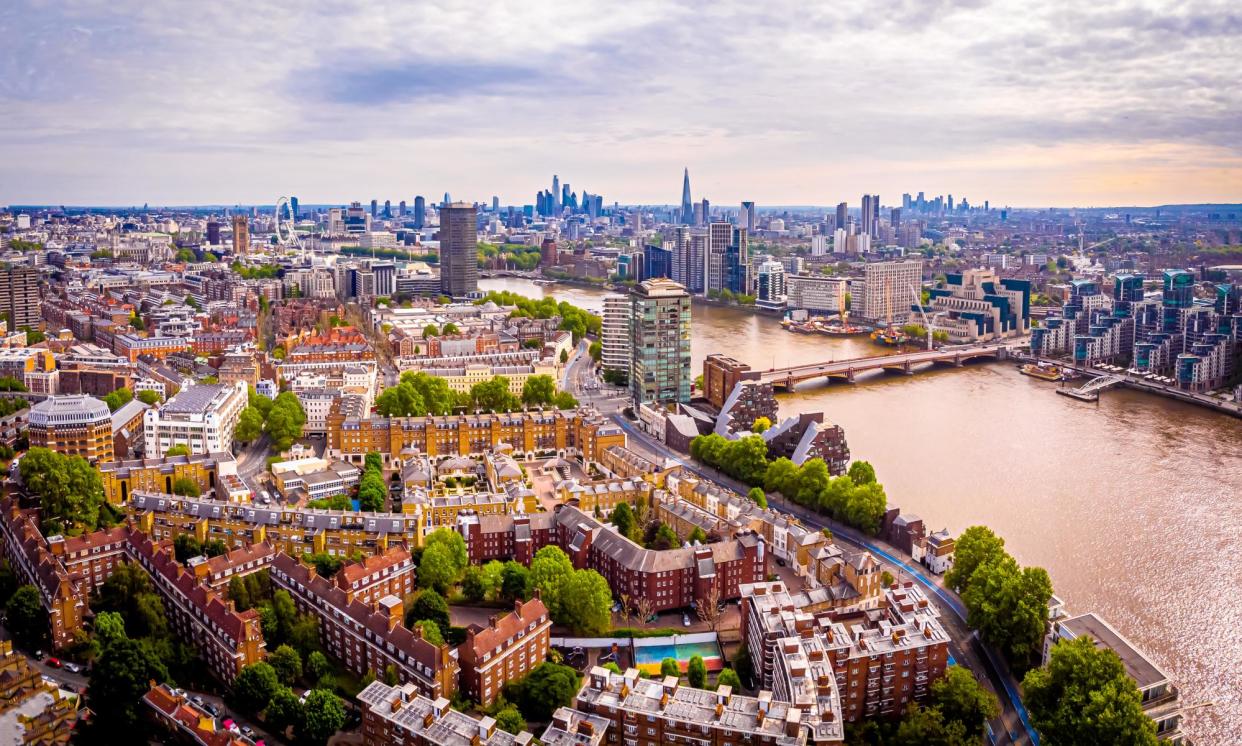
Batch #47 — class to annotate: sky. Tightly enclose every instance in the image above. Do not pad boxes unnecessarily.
[2,0,1240,208]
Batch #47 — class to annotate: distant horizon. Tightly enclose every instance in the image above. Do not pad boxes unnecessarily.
[6,199,1242,213]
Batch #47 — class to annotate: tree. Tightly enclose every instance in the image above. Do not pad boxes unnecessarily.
[494,705,527,735]
[945,526,1007,592]
[847,460,877,485]
[269,644,303,685]
[558,570,611,635]
[461,565,491,603]
[306,651,332,683]
[733,643,753,684]
[513,662,581,722]
[793,459,830,506]
[418,543,461,593]
[530,545,574,619]
[248,386,274,418]
[747,487,768,509]
[265,392,307,451]
[424,528,468,573]
[441,322,460,336]
[235,406,264,443]
[894,703,970,745]
[660,658,681,678]
[500,561,531,602]
[422,324,440,338]
[364,451,383,473]
[763,457,798,496]
[406,590,450,637]
[90,611,126,648]
[469,375,517,412]
[173,533,203,562]
[687,655,707,688]
[266,686,305,736]
[650,522,680,551]
[633,596,656,625]
[520,374,557,407]
[687,526,708,544]
[19,447,105,532]
[414,619,445,645]
[931,666,1000,738]
[1024,636,1157,746]
[751,416,771,433]
[228,574,252,611]
[233,661,281,714]
[609,502,636,540]
[171,477,201,497]
[303,552,344,577]
[695,584,722,631]
[164,444,190,457]
[300,689,348,745]
[716,667,741,690]
[961,557,1053,671]
[86,636,168,731]
[5,586,45,648]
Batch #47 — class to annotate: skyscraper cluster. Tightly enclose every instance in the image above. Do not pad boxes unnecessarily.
[536,174,603,218]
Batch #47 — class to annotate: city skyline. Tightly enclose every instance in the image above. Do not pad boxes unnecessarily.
[3,1,1240,207]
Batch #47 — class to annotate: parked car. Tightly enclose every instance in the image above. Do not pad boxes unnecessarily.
[192,695,205,706]
[45,657,62,668]
[241,726,255,737]
[682,614,692,627]
[63,663,82,674]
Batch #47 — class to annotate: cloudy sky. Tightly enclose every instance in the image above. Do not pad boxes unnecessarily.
[2,0,1239,208]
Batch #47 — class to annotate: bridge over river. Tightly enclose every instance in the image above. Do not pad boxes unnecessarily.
[755,343,1013,389]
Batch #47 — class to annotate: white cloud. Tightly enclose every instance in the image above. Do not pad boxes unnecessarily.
[1,0,1238,206]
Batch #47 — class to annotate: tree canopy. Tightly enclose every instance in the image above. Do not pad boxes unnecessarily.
[1024,636,1157,746]
[951,526,1054,672]
[509,662,581,722]
[19,447,106,533]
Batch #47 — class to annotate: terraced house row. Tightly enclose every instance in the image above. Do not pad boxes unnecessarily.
[325,406,625,465]
[0,498,267,681]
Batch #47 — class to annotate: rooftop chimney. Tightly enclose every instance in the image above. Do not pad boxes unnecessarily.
[378,595,403,632]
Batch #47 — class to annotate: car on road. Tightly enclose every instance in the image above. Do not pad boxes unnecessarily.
[192,695,205,706]
[63,662,83,674]
[45,657,61,668]
[205,703,220,717]
[241,726,254,737]
[682,614,691,627]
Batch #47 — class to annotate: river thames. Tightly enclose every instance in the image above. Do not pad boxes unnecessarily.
[480,277,1242,741]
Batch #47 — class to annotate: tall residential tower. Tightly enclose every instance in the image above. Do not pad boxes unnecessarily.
[629,279,692,404]
[439,203,479,297]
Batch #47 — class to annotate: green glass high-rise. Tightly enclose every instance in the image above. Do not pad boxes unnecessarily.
[629,278,692,404]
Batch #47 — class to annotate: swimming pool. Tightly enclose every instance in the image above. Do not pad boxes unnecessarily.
[633,640,723,674]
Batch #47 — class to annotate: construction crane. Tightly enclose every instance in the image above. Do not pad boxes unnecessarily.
[909,283,942,349]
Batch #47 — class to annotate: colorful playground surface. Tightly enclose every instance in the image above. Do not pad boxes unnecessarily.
[633,638,723,675]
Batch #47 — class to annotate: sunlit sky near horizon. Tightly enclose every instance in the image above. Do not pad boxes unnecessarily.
[2,0,1240,208]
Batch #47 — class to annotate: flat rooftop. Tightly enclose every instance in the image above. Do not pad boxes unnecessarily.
[1059,613,1168,690]
[162,384,229,414]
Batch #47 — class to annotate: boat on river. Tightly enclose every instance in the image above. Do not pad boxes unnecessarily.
[870,326,909,346]
[1020,362,1064,381]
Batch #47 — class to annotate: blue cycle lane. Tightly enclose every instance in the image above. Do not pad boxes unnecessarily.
[607,413,1040,746]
